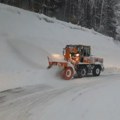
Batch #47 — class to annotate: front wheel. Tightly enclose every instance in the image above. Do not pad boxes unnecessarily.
[77,67,87,78]
[93,66,101,76]
[62,67,74,80]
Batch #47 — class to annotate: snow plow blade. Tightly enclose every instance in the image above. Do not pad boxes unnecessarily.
[47,56,68,69]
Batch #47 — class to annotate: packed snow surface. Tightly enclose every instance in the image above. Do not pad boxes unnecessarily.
[0,3,120,120]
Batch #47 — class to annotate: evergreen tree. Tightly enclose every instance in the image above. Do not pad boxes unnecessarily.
[0,0,119,39]
[102,0,117,38]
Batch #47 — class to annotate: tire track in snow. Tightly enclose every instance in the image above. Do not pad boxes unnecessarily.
[1,74,120,120]
[0,86,78,120]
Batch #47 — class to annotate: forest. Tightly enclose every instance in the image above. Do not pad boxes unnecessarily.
[0,0,120,40]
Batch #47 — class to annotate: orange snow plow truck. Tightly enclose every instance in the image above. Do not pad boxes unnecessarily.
[48,44,104,80]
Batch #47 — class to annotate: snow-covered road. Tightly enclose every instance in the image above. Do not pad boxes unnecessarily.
[0,73,120,120]
[0,4,120,120]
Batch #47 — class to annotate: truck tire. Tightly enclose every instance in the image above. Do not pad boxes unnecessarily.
[62,67,74,80]
[93,65,101,76]
[77,67,87,78]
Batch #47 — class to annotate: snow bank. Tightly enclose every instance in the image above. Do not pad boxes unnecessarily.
[0,3,120,91]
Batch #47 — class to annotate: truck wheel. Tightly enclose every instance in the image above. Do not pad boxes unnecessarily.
[93,66,101,76]
[62,67,74,80]
[77,67,87,78]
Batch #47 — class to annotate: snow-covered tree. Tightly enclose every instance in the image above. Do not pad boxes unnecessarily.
[101,0,117,38]
[0,0,119,39]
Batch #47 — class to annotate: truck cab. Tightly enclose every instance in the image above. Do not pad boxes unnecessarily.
[63,45,91,64]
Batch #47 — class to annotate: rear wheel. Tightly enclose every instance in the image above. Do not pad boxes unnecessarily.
[93,66,101,76]
[62,67,74,80]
